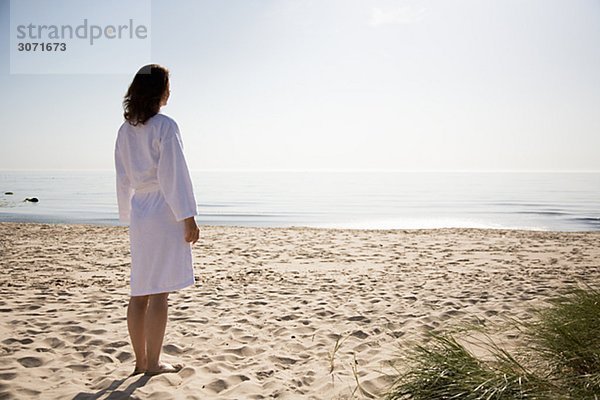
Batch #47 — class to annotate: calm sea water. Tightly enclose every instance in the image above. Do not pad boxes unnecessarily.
[0,170,598,231]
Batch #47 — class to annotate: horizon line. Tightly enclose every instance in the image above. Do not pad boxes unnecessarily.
[1,168,599,173]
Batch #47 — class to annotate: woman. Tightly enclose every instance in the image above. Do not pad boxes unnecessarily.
[115,64,199,376]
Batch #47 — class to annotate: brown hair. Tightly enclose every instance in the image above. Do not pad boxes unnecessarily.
[123,64,170,126]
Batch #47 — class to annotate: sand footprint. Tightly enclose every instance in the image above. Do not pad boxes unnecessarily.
[204,378,229,394]
[205,374,251,394]
[17,356,44,368]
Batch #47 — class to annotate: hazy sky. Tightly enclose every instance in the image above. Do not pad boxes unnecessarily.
[0,0,599,171]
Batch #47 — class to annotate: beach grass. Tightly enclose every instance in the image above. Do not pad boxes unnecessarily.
[526,287,600,399]
[384,287,600,400]
[383,333,554,400]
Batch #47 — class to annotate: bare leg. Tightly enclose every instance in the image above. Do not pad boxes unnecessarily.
[127,295,149,372]
[145,292,177,374]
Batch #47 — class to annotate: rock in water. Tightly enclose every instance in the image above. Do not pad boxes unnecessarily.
[4,192,13,195]
[25,197,39,203]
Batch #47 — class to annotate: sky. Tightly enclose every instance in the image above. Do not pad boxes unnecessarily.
[0,0,599,171]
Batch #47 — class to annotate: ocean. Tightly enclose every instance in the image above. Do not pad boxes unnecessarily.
[0,170,598,231]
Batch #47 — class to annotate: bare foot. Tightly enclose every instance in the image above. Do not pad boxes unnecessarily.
[130,368,145,377]
[145,362,183,376]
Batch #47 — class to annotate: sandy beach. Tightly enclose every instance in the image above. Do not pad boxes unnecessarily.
[0,222,599,399]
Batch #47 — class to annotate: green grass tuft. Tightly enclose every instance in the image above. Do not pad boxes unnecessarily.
[528,287,600,398]
[384,334,554,400]
[384,287,600,400]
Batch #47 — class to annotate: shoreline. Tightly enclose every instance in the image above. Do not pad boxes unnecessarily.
[1,223,599,399]
[1,220,599,234]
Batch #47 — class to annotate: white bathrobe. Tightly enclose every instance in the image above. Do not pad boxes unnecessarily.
[115,113,197,296]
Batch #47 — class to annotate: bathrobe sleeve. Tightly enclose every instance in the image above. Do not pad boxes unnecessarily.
[157,123,198,222]
[115,142,134,223]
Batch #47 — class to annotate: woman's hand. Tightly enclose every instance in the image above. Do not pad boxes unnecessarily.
[183,217,199,244]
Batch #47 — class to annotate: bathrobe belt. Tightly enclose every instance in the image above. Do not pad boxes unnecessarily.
[134,183,161,194]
